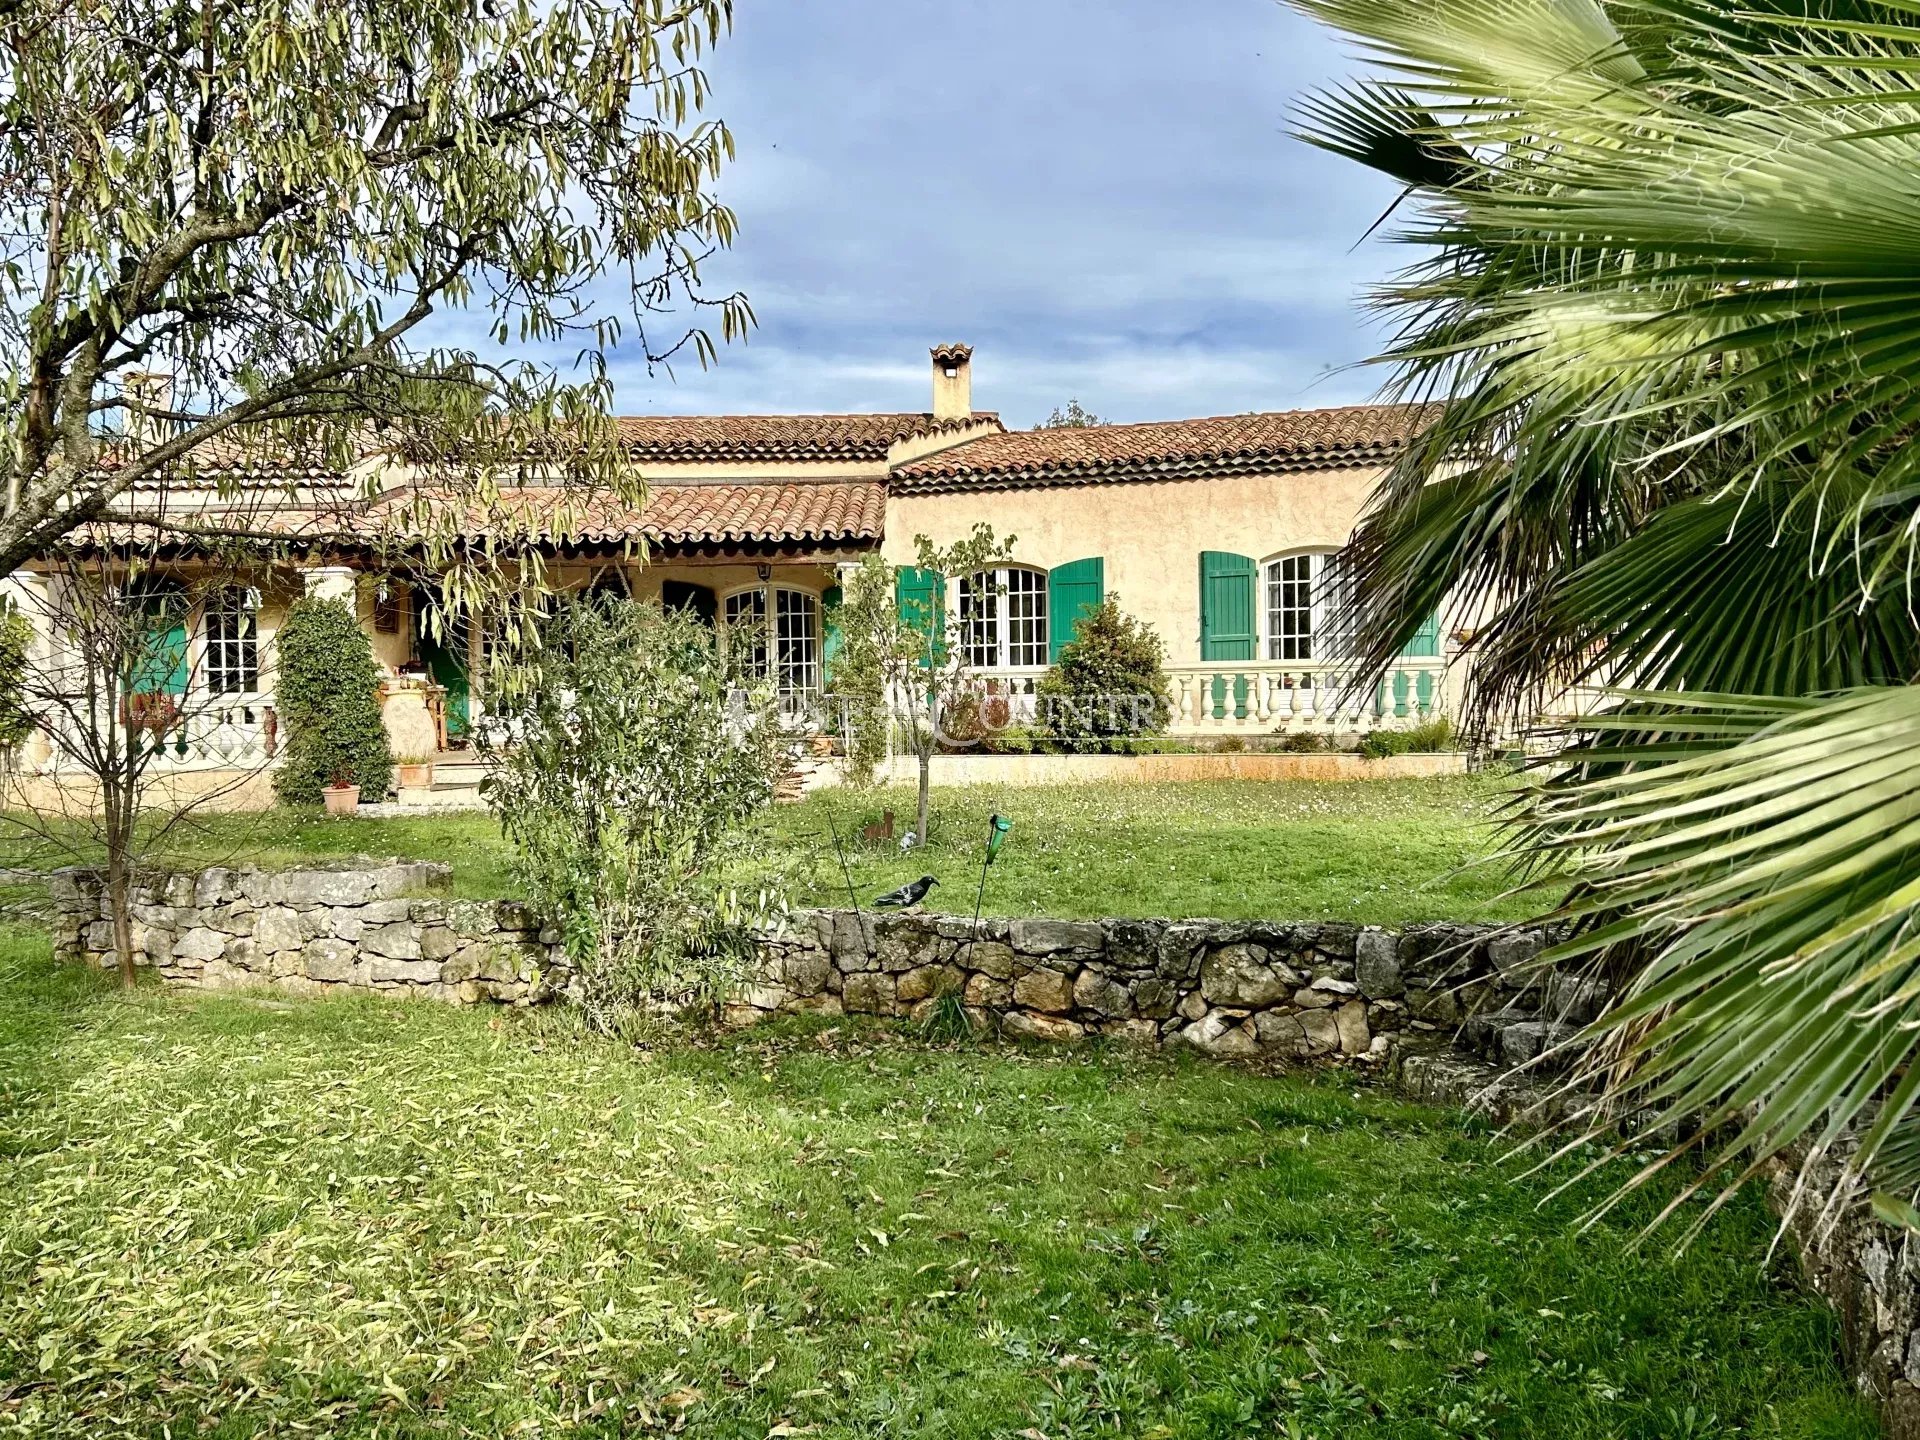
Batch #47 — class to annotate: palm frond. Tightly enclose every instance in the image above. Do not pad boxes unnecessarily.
[1299,0,1920,708]
[1517,688,1920,1213]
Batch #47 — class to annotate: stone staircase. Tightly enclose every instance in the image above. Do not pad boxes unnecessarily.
[361,750,489,815]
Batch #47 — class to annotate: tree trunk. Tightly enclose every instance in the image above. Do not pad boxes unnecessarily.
[917,743,931,851]
[916,687,934,847]
[106,850,135,986]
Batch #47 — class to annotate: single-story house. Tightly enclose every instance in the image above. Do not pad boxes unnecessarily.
[1,345,1458,795]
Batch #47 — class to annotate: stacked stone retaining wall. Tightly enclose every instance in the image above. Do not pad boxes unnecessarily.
[48,861,575,1006]
[49,860,1593,1064]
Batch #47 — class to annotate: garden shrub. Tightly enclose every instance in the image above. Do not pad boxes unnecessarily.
[826,554,892,785]
[1358,714,1456,759]
[0,606,31,752]
[273,597,393,805]
[982,723,1049,755]
[476,597,783,1029]
[1036,597,1171,754]
[938,681,1018,751]
[1275,730,1329,753]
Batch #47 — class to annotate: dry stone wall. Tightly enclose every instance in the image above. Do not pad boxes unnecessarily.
[746,911,1579,1063]
[48,859,1595,1067]
[48,861,576,1006]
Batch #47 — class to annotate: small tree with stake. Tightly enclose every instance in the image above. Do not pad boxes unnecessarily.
[882,525,1015,848]
[0,553,279,984]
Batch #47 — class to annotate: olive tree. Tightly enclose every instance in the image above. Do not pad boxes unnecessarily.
[0,0,748,583]
[474,597,783,1030]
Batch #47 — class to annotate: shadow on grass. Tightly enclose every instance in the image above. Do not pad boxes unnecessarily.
[0,920,121,1159]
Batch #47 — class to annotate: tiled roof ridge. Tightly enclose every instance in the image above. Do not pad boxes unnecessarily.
[890,402,1440,490]
[614,410,1002,459]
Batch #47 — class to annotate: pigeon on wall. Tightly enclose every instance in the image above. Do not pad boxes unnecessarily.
[875,875,939,909]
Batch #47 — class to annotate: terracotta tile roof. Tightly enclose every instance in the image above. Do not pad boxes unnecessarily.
[107,432,359,483]
[614,412,1000,461]
[389,480,887,549]
[625,480,884,545]
[103,411,1003,475]
[889,403,1441,491]
[68,480,887,555]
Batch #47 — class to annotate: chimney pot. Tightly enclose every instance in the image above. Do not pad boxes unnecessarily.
[121,370,175,450]
[929,343,973,421]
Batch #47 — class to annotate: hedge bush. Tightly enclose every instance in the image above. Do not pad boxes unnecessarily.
[1035,597,1171,754]
[1357,714,1455,759]
[0,607,31,751]
[273,596,392,805]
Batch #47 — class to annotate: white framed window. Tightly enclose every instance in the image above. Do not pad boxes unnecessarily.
[723,586,820,695]
[1263,551,1350,663]
[958,566,1048,670]
[203,586,260,695]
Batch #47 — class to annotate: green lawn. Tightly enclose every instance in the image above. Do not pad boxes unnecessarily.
[775,776,1544,924]
[2,775,1547,925]
[0,929,1873,1439]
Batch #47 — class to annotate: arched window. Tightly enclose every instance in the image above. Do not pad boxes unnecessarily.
[203,586,261,694]
[723,586,821,695]
[1263,551,1349,663]
[958,566,1048,670]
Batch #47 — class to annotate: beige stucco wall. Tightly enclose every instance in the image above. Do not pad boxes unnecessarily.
[5,766,278,815]
[882,465,1388,665]
[843,750,1468,788]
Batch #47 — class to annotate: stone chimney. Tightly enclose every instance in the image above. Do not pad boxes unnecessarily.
[121,371,174,450]
[930,343,973,422]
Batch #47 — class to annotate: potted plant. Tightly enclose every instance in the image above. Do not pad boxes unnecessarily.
[322,767,361,816]
[394,751,435,789]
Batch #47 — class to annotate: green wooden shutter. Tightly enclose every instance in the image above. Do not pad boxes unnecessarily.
[142,620,189,697]
[129,591,188,697]
[1399,611,1442,659]
[1046,557,1104,662]
[1198,551,1256,661]
[895,565,944,664]
[820,583,844,686]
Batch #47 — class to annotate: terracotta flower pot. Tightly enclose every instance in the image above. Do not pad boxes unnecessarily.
[396,762,434,788]
[322,784,361,816]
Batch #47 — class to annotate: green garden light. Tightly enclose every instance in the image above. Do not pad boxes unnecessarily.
[985,813,1012,865]
[965,813,1013,970]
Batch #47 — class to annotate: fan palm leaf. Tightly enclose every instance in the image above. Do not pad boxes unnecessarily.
[1292,0,1920,1221]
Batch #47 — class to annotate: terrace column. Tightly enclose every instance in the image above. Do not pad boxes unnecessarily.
[0,569,52,667]
[302,566,357,605]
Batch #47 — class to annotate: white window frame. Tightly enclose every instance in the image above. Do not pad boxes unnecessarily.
[957,565,1048,671]
[1261,550,1348,664]
[202,585,261,696]
[722,584,822,696]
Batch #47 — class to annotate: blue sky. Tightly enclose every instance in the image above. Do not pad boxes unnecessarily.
[578,2,1401,428]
